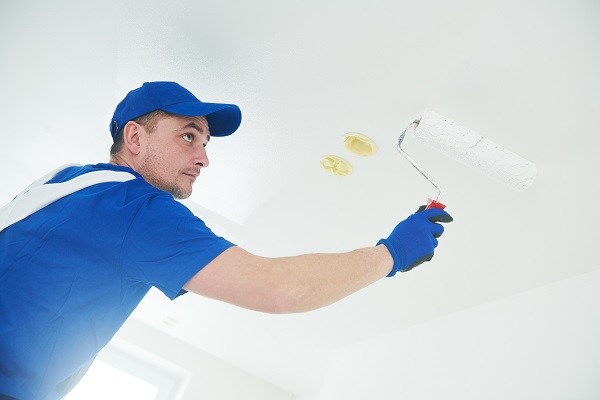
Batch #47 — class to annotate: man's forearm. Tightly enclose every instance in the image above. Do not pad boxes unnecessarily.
[261,245,393,313]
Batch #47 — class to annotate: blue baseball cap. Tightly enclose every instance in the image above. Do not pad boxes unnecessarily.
[110,81,242,140]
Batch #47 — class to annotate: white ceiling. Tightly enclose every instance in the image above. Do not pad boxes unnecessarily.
[1,0,599,397]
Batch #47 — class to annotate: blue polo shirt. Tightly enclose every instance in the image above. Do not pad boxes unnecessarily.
[0,163,235,399]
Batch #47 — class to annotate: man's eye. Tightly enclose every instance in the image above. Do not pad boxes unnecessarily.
[183,134,193,143]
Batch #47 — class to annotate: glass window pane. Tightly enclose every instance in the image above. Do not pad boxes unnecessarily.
[64,359,159,400]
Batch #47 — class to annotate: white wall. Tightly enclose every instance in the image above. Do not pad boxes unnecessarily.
[110,317,292,400]
[316,269,600,400]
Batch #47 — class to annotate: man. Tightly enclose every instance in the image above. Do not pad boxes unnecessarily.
[0,81,452,399]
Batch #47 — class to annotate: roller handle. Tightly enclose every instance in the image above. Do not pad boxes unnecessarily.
[416,199,446,211]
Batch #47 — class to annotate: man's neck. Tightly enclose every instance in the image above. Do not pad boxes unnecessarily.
[109,155,134,170]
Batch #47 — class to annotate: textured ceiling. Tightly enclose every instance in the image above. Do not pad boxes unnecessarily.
[1,0,599,397]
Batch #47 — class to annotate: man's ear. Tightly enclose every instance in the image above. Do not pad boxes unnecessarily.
[122,121,142,155]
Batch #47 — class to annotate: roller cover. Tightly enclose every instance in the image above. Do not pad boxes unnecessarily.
[409,109,537,192]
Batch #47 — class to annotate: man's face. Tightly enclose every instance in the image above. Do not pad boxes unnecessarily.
[136,115,210,199]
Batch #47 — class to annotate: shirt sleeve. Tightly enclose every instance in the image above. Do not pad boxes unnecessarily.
[119,194,235,300]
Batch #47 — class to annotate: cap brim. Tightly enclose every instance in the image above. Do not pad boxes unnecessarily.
[161,102,242,137]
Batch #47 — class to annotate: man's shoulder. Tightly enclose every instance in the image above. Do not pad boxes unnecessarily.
[48,163,140,183]
[46,163,180,211]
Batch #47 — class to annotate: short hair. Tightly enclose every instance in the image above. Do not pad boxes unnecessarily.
[110,109,176,156]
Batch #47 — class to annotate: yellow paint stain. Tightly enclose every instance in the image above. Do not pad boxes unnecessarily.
[163,317,179,327]
[320,155,352,176]
[344,133,378,156]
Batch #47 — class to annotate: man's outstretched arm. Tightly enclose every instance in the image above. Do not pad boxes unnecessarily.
[184,244,393,314]
[183,206,452,314]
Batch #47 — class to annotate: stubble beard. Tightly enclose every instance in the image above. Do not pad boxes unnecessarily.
[138,150,192,200]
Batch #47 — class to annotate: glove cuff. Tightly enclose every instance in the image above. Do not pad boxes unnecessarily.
[377,238,406,277]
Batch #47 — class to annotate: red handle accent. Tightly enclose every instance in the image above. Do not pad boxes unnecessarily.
[425,198,446,210]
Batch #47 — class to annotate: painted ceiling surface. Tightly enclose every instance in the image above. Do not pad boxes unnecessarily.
[1,0,598,396]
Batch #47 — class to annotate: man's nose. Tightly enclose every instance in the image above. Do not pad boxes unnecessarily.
[195,145,210,168]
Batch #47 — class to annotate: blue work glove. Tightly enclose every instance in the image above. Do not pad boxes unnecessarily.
[377,206,453,276]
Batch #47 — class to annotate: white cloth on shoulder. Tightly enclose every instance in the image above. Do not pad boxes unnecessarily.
[0,164,135,233]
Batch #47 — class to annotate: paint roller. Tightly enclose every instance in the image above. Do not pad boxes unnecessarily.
[397,109,537,209]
